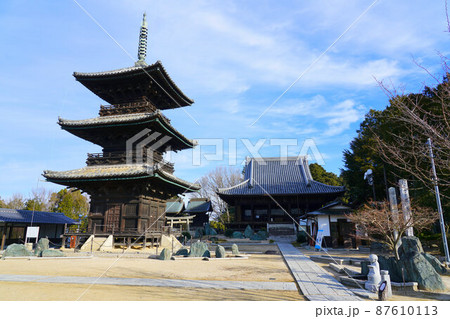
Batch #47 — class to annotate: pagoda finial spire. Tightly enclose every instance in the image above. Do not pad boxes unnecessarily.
[135,12,148,67]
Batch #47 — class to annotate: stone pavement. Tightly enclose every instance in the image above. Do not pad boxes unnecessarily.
[277,243,363,301]
[0,274,297,291]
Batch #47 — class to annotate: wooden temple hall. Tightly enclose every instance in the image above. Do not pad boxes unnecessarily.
[217,157,345,235]
[43,14,200,247]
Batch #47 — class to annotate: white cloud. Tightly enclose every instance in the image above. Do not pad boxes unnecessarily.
[321,100,365,136]
[267,95,365,137]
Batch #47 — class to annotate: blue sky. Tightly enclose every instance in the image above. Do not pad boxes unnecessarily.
[0,0,449,199]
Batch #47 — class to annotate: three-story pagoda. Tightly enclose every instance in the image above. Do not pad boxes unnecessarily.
[44,14,200,235]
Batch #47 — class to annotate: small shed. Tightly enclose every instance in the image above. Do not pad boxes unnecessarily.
[184,198,212,227]
[301,201,356,248]
[0,208,78,246]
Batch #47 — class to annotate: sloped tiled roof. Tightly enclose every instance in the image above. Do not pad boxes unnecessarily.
[58,111,197,149]
[218,157,345,197]
[0,208,78,225]
[58,112,163,127]
[305,201,352,216]
[185,198,212,213]
[43,164,200,191]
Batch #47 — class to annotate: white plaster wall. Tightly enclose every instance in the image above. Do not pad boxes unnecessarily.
[317,215,330,236]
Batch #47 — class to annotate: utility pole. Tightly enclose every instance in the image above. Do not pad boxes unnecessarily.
[427,138,450,264]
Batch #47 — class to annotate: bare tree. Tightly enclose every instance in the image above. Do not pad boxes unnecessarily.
[348,201,438,260]
[7,193,25,209]
[0,196,7,208]
[193,166,243,223]
[29,187,53,211]
[373,59,449,199]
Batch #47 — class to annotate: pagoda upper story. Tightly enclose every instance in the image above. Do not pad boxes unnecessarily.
[74,60,194,112]
[73,12,193,114]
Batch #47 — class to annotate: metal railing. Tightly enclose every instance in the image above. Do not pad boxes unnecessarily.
[64,221,179,236]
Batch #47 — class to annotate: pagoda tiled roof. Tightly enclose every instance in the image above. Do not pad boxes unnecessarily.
[73,60,194,108]
[58,111,197,148]
[217,157,345,197]
[43,164,200,191]
[58,112,165,127]
[0,208,78,225]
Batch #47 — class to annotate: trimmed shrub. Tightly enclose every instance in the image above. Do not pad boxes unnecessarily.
[296,231,308,243]
[210,221,226,233]
[182,231,191,240]
[225,229,234,238]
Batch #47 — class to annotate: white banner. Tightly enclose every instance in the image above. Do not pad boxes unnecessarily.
[315,229,324,250]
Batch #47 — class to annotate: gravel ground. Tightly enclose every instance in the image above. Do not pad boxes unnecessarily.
[0,252,303,301]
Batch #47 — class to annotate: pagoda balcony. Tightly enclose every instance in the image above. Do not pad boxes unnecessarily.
[99,100,159,116]
[86,151,174,173]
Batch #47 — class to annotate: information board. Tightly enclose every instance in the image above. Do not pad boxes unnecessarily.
[26,226,40,241]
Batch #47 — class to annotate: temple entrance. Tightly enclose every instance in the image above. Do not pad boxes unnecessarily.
[337,218,354,248]
[105,205,121,232]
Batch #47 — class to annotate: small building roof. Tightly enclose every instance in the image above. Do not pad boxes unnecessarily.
[303,201,353,217]
[184,198,212,214]
[217,157,345,197]
[0,208,78,225]
[165,199,184,214]
[43,164,201,192]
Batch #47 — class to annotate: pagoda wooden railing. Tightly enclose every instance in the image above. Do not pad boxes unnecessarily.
[86,151,174,173]
[99,101,157,116]
[64,222,180,237]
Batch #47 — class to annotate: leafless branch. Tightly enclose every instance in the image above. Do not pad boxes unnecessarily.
[193,166,243,223]
[348,201,438,259]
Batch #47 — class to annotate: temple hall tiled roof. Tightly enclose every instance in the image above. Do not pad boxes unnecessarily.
[0,208,78,225]
[43,164,200,191]
[217,157,345,197]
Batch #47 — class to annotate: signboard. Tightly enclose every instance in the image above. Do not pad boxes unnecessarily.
[315,229,324,250]
[26,226,40,243]
[70,236,77,249]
